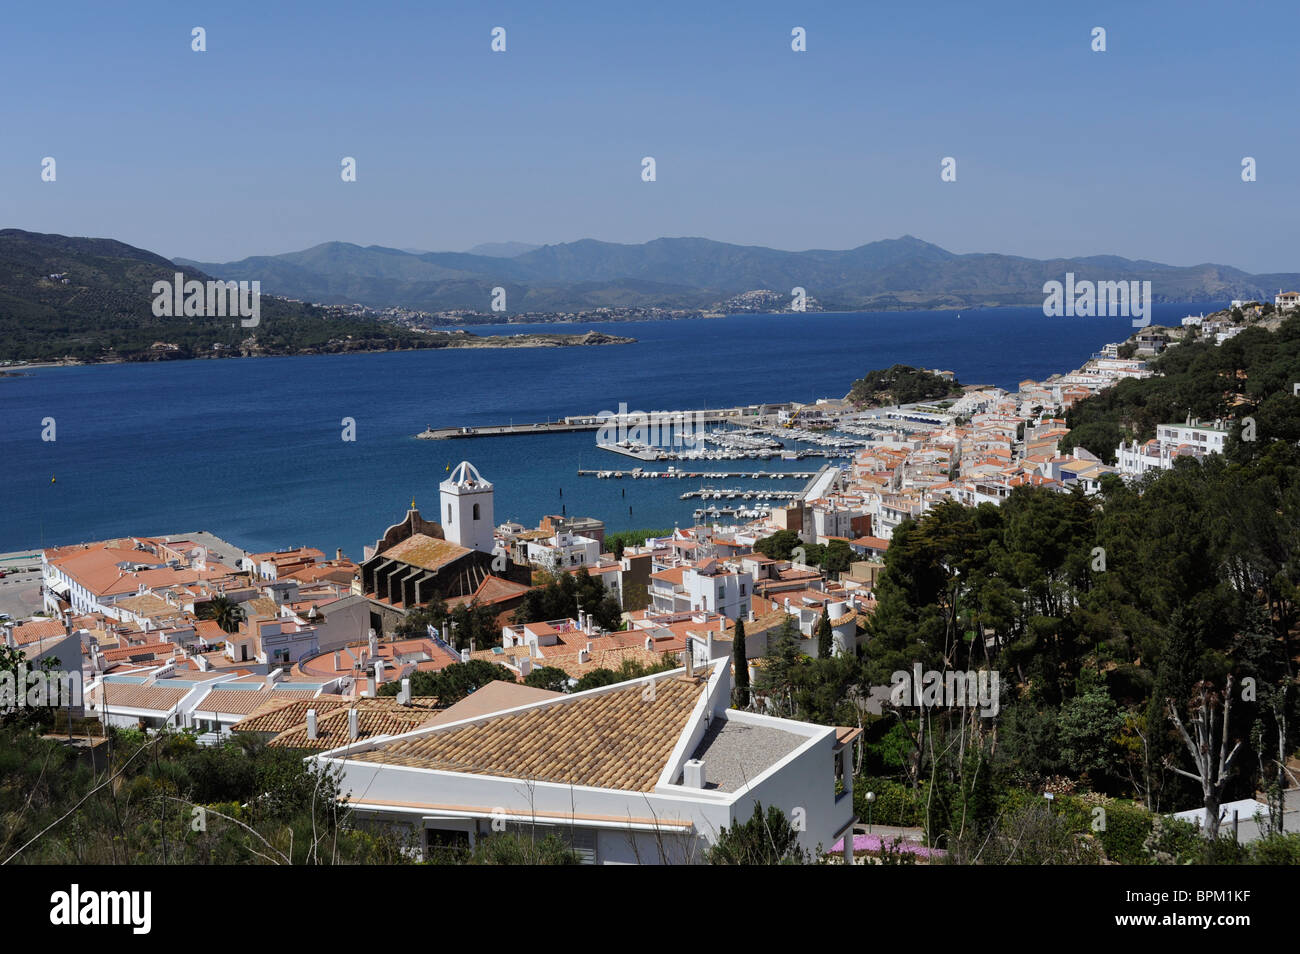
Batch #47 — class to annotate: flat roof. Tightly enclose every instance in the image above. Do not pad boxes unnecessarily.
[683,716,807,793]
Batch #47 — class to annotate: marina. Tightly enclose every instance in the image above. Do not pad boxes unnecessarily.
[576,468,818,480]
[680,487,804,501]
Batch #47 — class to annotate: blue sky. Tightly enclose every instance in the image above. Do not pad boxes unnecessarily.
[2,0,1296,270]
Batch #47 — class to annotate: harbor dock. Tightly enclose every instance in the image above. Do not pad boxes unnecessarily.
[414,403,794,440]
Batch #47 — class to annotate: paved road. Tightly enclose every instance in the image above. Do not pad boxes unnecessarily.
[0,569,44,621]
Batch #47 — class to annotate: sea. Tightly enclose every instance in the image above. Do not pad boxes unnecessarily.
[0,304,1217,558]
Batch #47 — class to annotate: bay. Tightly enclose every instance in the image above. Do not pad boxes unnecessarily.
[0,304,1215,556]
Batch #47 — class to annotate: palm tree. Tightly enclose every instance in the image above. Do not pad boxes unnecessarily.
[199,595,245,635]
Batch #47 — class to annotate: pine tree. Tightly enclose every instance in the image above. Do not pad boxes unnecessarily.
[732,618,750,708]
[817,609,833,659]
[755,618,804,718]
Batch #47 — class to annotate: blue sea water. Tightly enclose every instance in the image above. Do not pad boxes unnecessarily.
[0,304,1216,557]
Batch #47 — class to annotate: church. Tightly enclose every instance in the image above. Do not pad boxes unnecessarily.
[357,462,531,635]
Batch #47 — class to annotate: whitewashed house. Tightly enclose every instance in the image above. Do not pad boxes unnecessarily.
[310,658,857,864]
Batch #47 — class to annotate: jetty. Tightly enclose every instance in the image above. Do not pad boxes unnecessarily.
[577,468,817,480]
[414,402,795,440]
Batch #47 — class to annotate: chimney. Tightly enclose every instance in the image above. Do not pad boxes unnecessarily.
[578,647,591,664]
[306,709,318,740]
[459,648,470,663]
[684,643,695,678]
[706,630,714,660]
[348,707,359,740]
[518,656,532,678]
[399,677,411,706]
[368,629,378,657]
[683,758,706,788]
[375,658,385,686]
[644,636,654,652]
[334,651,341,669]
[336,548,343,561]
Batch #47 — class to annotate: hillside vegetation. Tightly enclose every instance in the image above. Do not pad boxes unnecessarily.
[847,364,962,407]
[1060,312,1300,462]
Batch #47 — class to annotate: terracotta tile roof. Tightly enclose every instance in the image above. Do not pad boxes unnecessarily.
[112,593,176,618]
[11,618,66,646]
[350,676,705,792]
[268,697,441,750]
[650,567,685,585]
[98,642,179,663]
[231,695,350,734]
[87,682,188,712]
[47,540,235,597]
[191,687,274,716]
[466,575,532,605]
[381,534,471,571]
[425,681,561,726]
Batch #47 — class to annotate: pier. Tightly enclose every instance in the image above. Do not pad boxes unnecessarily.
[680,488,803,500]
[577,468,817,480]
[414,403,794,440]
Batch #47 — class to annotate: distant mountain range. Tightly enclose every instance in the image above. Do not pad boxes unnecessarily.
[0,230,597,362]
[176,236,1300,314]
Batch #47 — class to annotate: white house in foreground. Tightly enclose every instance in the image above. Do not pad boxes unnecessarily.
[310,657,856,863]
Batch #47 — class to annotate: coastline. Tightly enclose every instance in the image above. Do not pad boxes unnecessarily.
[0,329,637,369]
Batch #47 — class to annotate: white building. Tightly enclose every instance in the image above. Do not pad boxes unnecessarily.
[310,658,856,864]
[810,506,859,544]
[651,560,752,620]
[1115,419,1230,476]
[525,531,601,572]
[440,461,495,554]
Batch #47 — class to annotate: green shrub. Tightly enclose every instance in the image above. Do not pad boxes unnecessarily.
[854,777,924,827]
[1249,832,1300,865]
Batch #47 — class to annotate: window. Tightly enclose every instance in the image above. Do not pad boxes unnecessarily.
[473,503,480,520]
[447,503,452,523]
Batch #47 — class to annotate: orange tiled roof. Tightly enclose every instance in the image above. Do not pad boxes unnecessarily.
[382,534,471,571]
[349,675,705,792]
[87,682,188,712]
[231,694,351,734]
[11,618,66,646]
[191,687,275,716]
[268,697,442,750]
